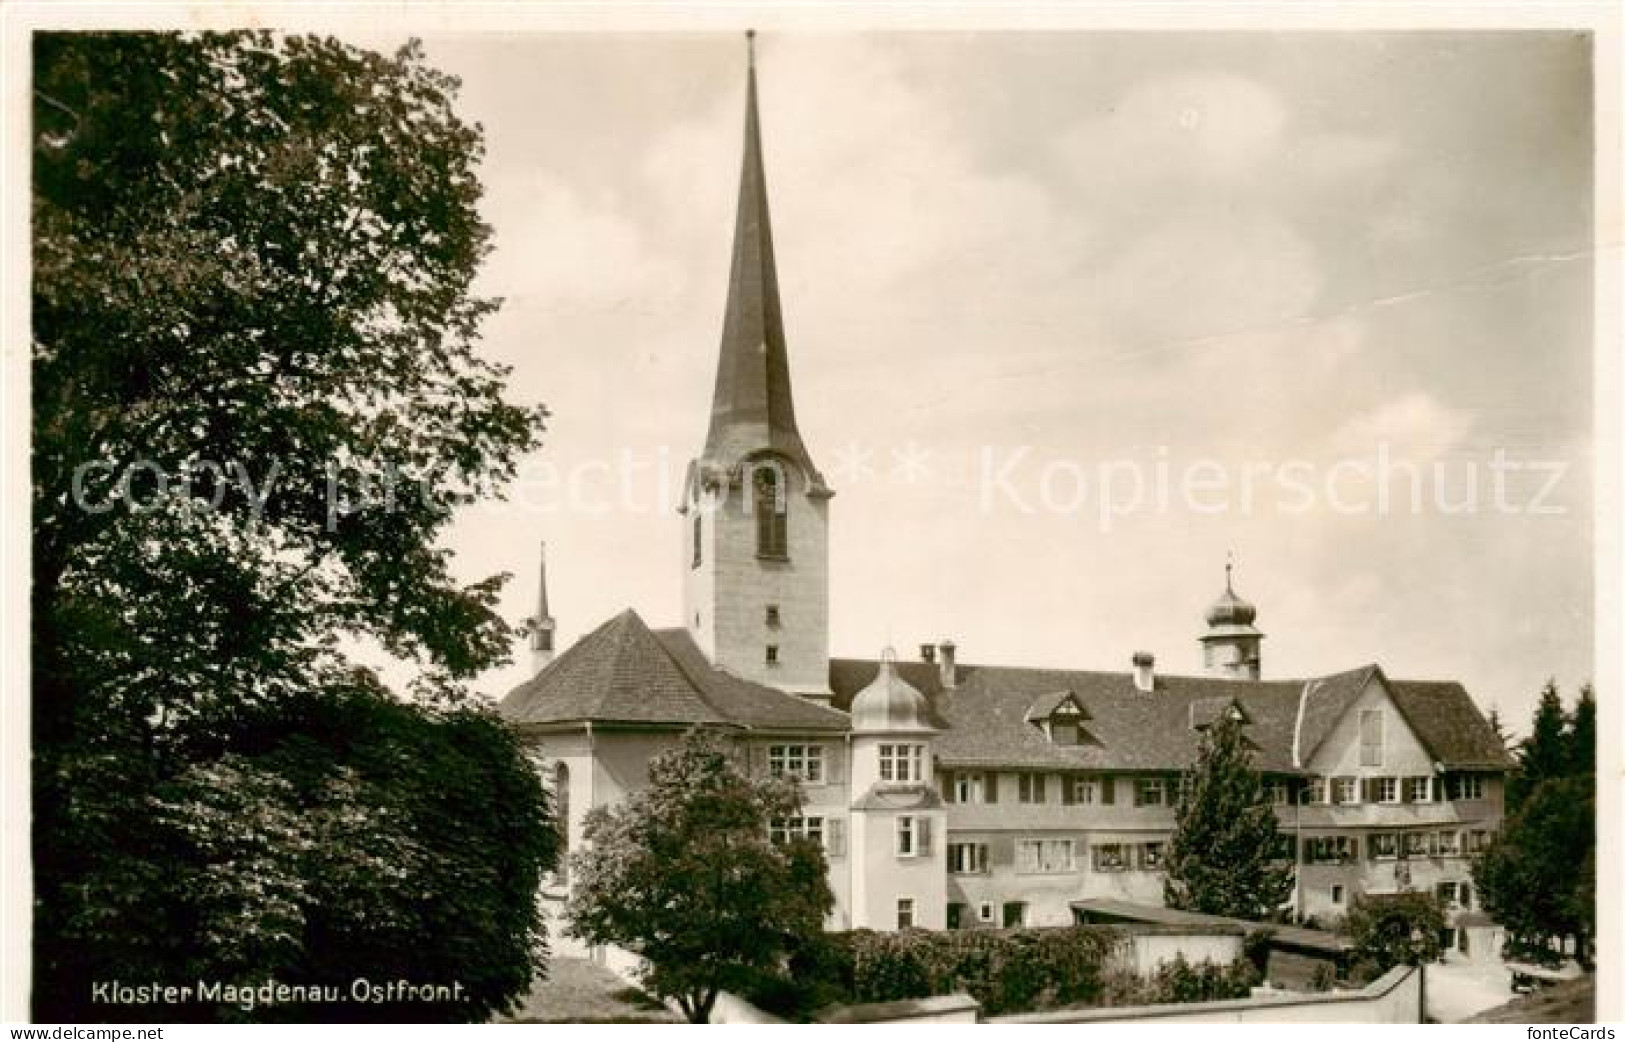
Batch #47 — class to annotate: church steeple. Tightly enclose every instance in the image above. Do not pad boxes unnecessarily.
[682,32,832,700]
[529,540,557,673]
[701,31,825,491]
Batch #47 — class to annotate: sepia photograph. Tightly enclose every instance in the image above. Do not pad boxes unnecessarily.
[2,2,1619,1030]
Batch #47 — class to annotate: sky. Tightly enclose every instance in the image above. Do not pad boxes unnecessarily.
[369,30,1595,734]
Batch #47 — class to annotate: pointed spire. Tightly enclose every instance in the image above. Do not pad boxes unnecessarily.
[701,31,826,490]
[530,540,556,672]
[535,540,552,622]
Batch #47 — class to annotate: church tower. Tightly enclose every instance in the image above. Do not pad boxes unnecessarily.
[1199,558,1263,680]
[681,33,833,699]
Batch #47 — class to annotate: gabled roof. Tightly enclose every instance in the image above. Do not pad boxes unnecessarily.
[829,658,1304,773]
[827,656,1507,775]
[1389,679,1515,769]
[1292,664,1379,766]
[499,609,847,732]
[1024,690,1088,723]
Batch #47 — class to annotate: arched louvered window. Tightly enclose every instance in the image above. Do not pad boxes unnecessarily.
[754,465,788,559]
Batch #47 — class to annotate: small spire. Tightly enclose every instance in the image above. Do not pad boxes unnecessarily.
[535,540,552,621]
[1225,550,1235,592]
[746,28,756,69]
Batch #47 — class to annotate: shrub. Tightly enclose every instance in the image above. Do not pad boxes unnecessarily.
[742,926,1124,1018]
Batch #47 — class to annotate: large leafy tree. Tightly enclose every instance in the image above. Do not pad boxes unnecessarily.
[33,32,552,1020]
[1163,710,1294,920]
[566,730,834,1023]
[1474,774,1595,968]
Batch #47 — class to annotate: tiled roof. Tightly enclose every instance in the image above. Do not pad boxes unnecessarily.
[1292,665,1377,765]
[830,658,1304,773]
[502,619,1507,770]
[498,609,847,732]
[828,656,1505,775]
[650,627,850,733]
[1389,679,1515,769]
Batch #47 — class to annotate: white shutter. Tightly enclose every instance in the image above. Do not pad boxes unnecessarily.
[827,817,846,858]
[825,744,844,784]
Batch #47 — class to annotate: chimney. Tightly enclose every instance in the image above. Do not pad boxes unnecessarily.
[919,643,937,664]
[1132,651,1155,693]
[938,640,957,690]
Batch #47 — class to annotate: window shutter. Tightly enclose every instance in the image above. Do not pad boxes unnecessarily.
[828,818,846,858]
[985,773,999,804]
[1133,779,1146,807]
[1035,774,1047,804]
[1062,775,1076,806]
[1362,778,1374,804]
[920,816,934,856]
[940,771,954,802]
[826,746,844,784]
[1101,776,1115,805]
[989,835,1015,867]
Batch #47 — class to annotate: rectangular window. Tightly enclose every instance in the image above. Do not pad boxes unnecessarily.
[1002,902,1026,928]
[1331,884,1345,905]
[1404,832,1431,859]
[1376,777,1400,804]
[765,644,779,665]
[1050,721,1080,745]
[897,898,915,930]
[1017,772,1048,804]
[692,514,702,568]
[1437,830,1461,857]
[768,744,824,783]
[954,772,984,804]
[1370,833,1399,860]
[879,744,925,783]
[765,604,780,627]
[1093,843,1130,872]
[1308,777,1329,804]
[1017,839,1075,874]
[1407,777,1434,803]
[1135,777,1166,806]
[978,902,995,923]
[1070,777,1098,805]
[896,816,915,857]
[948,842,989,875]
[1449,774,1486,801]
[1140,841,1166,870]
[1267,781,1290,806]
[767,816,825,848]
[1304,836,1355,864]
[1436,881,1460,908]
[1334,776,1360,805]
[1359,709,1384,766]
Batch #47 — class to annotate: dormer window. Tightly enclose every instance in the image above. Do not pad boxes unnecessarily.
[754,465,788,559]
[1050,721,1080,745]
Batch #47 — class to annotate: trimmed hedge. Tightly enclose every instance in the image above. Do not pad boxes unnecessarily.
[748,926,1123,1018]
